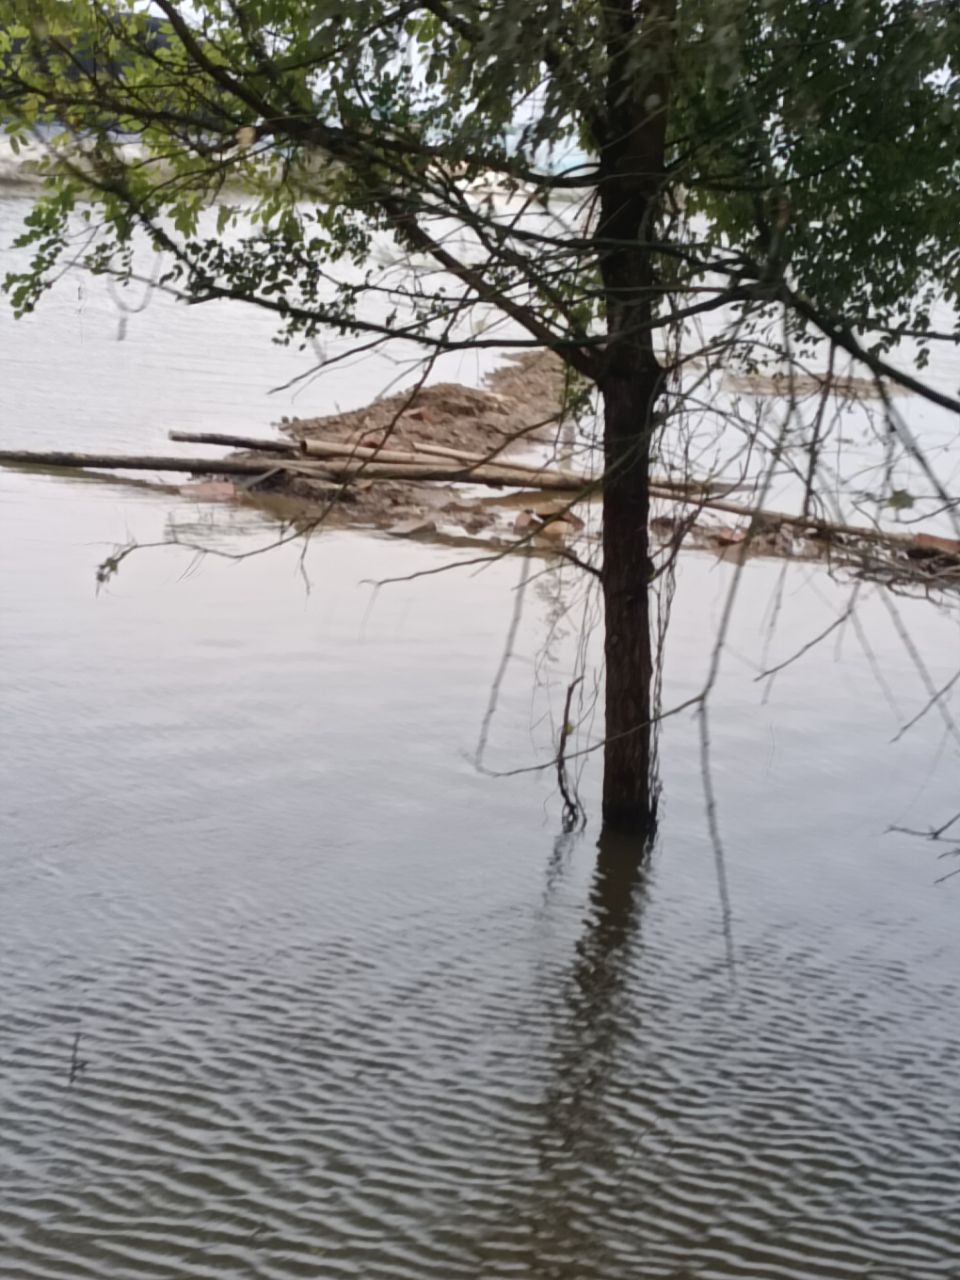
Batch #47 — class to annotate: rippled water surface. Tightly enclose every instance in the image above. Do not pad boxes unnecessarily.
[3,191,960,1279]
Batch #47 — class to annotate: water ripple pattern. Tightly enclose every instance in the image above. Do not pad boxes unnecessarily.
[4,641,960,1280]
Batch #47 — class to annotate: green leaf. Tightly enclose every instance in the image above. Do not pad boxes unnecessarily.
[887,489,916,511]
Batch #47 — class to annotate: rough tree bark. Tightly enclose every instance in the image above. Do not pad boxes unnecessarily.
[596,0,673,835]
[600,365,661,832]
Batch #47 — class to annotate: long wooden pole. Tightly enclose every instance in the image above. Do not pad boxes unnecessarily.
[168,430,296,454]
[167,429,739,496]
[0,448,583,490]
[297,437,588,485]
[294,457,583,488]
[167,427,589,484]
[0,450,290,476]
[382,438,589,484]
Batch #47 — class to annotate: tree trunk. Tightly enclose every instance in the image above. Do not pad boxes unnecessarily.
[589,0,675,836]
[600,367,661,834]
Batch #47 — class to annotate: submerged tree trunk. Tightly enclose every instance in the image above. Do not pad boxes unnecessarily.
[592,0,675,836]
[600,366,661,833]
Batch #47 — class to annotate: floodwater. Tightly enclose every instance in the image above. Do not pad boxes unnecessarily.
[2,190,960,1279]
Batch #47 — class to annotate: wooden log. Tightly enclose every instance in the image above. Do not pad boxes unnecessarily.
[300,455,588,490]
[167,429,736,497]
[300,437,740,495]
[299,439,590,489]
[0,446,578,490]
[167,422,578,476]
[0,449,292,476]
[0,448,582,492]
[394,439,587,484]
[292,458,520,486]
[165,427,578,481]
[399,438,740,495]
[411,439,523,465]
[168,430,296,454]
[301,438,463,468]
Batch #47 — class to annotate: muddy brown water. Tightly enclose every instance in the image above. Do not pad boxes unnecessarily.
[2,192,960,1279]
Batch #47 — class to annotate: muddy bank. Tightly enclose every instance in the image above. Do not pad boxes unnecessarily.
[196,348,959,592]
[245,350,576,536]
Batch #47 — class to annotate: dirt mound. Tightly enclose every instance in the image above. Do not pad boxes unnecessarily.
[238,350,576,536]
[279,350,567,456]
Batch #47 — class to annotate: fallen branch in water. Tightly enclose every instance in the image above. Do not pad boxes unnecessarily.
[168,430,297,454]
[299,436,588,485]
[0,445,585,491]
[298,443,587,489]
[0,449,294,476]
[3,447,956,577]
[0,445,588,490]
[649,484,960,556]
[167,428,590,486]
[169,429,734,496]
